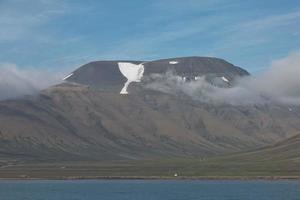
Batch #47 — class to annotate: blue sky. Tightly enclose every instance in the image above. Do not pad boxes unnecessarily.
[1,0,300,73]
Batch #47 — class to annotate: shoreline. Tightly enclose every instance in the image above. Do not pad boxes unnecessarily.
[1,176,300,181]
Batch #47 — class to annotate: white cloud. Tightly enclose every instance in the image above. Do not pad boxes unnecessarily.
[101,15,226,60]
[0,0,69,41]
[145,52,300,105]
[248,51,300,104]
[0,63,65,100]
[153,0,235,13]
[240,10,300,31]
[212,9,300,49]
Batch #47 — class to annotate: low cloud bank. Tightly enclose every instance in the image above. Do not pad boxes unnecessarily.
[145,52,300,105]
[0,52,299,105]
[0,63,64,100]
[246,52,300,105]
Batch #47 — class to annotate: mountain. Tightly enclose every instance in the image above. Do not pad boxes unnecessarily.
[0,56,300,164]
[65,57,249,94]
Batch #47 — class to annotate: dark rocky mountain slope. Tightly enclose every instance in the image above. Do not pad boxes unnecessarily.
[65,57,249,93]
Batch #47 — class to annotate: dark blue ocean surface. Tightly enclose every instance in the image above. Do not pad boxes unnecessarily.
[0,180,300,200]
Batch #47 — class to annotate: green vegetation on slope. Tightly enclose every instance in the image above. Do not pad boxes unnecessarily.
[0,134,299,179]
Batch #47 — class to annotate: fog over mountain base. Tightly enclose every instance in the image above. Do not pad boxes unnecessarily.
[0,52,299,106]
[0,64,64,100]
[145,52,300,105]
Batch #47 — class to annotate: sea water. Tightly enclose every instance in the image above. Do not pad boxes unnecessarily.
[0,180,299,200]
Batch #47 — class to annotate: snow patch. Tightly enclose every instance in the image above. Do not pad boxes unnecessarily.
[63,73,73,81]
[169,61,178,65]
[221,76,229,83]
[195,76,201,80]
[118,62,144,94]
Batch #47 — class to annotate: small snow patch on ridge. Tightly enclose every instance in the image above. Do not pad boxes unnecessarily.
[169,61,178,65]
[222,76,229,83]
[63,73,73,81]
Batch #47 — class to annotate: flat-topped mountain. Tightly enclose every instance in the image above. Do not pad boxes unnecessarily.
[65,57,249,94]
[0,56,299,164]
